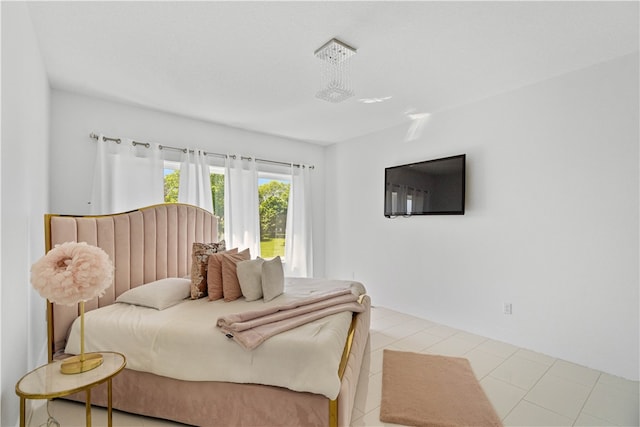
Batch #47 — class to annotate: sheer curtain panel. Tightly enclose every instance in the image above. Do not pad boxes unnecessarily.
[90,135,163,215]
[284,164,313,277]
[224,156,260,256]
[178,149,213,212]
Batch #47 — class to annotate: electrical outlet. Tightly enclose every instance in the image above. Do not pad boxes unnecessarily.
[503,303,513,315]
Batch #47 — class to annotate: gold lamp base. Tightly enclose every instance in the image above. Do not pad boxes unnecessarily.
[60,353,103,375]
[60,301,103,374]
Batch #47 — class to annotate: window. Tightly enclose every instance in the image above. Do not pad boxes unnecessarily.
[163,161,181,203]
[209,166,225,239]
[164,163,292,259]
[258,173,290,258]
[163,161,225,239]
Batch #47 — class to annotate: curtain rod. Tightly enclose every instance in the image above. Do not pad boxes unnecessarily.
[88,133,314,169]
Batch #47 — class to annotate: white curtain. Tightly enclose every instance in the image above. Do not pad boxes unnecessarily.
[178,149,213,212]
[284,164,313,277]
[224,156,260,256]
[90,135,163,214]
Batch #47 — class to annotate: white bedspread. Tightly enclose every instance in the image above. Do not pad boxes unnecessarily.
[65,278,366,399]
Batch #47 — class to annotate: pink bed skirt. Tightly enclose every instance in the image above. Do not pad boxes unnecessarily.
[65,368,329,426]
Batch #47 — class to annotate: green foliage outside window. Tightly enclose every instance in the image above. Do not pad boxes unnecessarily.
[258,181,289,239]
[163,170,290,258]
[210,173,225,238]
[164,170,180,203]
[258,180,290,258]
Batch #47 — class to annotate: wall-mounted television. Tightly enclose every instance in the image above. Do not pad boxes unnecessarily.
[384,154,465,217]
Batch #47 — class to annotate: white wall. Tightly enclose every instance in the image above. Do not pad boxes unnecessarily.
[49,90,326,276]
[1,2,51,425]
[325,53,639,380]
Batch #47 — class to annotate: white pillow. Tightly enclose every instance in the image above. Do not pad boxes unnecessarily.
[262,256,284,302]
[116,277,191,310]
[237,258,264,301]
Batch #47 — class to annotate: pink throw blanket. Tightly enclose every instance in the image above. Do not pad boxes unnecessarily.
[216,289,365,350]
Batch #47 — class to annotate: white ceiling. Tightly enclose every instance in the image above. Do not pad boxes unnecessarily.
[27,1,639,145]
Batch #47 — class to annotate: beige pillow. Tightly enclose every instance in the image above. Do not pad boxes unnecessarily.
[221,249,251,302]
[237,258,265,301]
[190,241,226,299]
[262,256,284,302]
[207,248,238,301]
[116,278,191,310]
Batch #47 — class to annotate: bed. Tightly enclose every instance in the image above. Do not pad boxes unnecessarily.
[45,203,371,427]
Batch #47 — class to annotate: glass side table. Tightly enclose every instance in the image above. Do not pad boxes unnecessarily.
[15,352,126,427]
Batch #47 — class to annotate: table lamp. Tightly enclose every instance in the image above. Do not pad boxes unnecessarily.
[31,241,114,374]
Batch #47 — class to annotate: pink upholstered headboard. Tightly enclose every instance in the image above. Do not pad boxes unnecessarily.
[45,203,218,361]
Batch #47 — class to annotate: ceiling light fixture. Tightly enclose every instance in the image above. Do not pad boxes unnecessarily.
[314,38,357,103]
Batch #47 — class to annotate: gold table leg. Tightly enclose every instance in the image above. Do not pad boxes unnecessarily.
[86,388,92,427]
[19,397,25,427]
[108,378,113,427]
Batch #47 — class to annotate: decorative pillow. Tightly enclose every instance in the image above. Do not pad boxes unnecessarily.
[262,256,284,302]
[191,241,226,299]
[116,278,191,310]
[207,248,238,301]
[237,258,265,302]
[221,249,251,302]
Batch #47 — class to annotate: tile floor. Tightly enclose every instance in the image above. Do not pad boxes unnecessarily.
[352,307,639,427]
[32,306,639,426]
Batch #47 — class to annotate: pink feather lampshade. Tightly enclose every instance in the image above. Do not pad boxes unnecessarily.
[31,241,114,374]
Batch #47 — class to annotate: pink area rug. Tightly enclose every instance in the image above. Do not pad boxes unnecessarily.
[380,350,503,426]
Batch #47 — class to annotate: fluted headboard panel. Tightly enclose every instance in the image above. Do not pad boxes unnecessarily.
[46,203,218,360]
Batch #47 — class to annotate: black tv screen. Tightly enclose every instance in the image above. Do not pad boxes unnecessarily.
[384,154,465,217]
